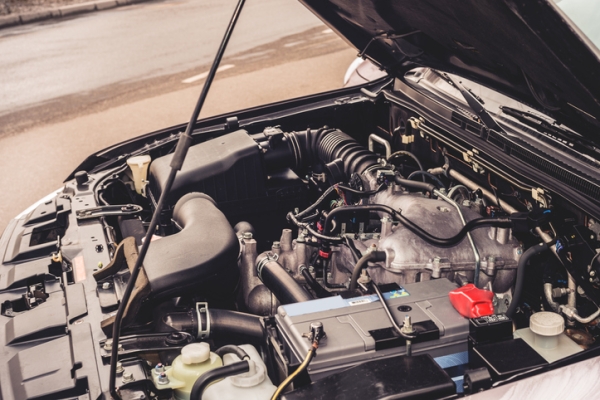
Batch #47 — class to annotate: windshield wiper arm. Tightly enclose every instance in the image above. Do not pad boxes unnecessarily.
[500,106,598,154]
[441,72,504,132]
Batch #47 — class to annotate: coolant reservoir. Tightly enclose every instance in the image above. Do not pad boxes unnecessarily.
[203,344,276,400]
[153,342,222,400]
[126,155,151,196]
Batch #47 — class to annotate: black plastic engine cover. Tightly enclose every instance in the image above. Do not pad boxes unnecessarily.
[144,193,239,298]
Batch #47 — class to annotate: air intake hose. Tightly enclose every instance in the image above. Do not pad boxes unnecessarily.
[262,127,379,179]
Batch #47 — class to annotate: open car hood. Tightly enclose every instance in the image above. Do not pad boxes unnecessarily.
[301,0,600,143]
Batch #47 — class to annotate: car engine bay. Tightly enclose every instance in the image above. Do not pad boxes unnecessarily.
[1,76,600,400]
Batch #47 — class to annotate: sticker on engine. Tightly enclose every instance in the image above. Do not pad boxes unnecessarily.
[387,289,410,298]
[348,298,373,306]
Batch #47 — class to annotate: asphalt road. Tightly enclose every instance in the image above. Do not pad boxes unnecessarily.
[0,0,326,117]
[0,0,358,231]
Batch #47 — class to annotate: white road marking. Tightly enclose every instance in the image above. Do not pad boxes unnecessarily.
[182,64,235,83]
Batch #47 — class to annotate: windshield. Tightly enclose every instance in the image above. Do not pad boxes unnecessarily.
[554,0,600,52]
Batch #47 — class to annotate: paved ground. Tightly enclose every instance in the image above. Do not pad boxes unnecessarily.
[0,0,358,231]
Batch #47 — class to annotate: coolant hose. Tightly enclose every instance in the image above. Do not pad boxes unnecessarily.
[159,309,264,340]
[190,361,250,399]
[349,250,387,291]
[506,243,549,318]
[214,345,250,361]
[257,256,313,304]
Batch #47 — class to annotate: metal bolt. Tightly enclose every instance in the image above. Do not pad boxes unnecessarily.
[243,232,253,240]
[97,261,104,269]
[104,339,123,352]
[102,282,112,290]
[122,371,135,383]
[157,372,169,385]
[591,271,596,277]
[154,363,165,373]
[272,241,281,249]
[116,362,124,374]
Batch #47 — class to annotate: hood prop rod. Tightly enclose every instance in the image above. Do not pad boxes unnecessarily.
[108,0,246,398]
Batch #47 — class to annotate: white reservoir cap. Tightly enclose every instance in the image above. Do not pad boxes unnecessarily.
[530,312,564,349]
[181,342,211,365]
[530,312,565,336]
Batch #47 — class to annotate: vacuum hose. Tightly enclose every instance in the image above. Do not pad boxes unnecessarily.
[506,243,549,318]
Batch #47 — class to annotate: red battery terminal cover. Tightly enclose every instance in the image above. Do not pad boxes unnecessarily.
[448,284,494,318]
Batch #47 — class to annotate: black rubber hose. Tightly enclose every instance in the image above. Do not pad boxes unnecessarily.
[301,267,332,298]
[349,250,387,291]
[395,174,436,195]
[159,309,264,340]
[190,361,250,400]
[214,345,250,361]
[287,212,343,242]
[209,309,264,340]
[396,214,512,247]
[336,183,386,196]
[323,204,397,234]
[257,257,313,304]
[407,170,445,189]
[506,243,549,318]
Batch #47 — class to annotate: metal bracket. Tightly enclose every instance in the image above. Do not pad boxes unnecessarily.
[76,204,143,220]
[196,302,210,340]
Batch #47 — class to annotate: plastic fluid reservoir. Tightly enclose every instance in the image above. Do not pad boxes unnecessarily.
[164,342,223,400]
[203,344,276,400]
[530,311,565,349]
[126,155,151,196]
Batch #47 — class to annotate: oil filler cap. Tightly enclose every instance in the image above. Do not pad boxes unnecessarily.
[181,342,210,364]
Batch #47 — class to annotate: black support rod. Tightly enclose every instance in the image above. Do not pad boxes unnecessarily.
[109,1,246,398]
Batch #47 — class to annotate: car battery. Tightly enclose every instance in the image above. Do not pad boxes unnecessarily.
[273,278,470,381]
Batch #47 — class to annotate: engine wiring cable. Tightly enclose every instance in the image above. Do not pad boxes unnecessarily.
[271,339,320,400]
[108,0,247,398]
[387,150,424,173]
[295,185,337,220]
[407,170,446,189]
[287,212,343,242]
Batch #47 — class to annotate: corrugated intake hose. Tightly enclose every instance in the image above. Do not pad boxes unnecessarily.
[263,127,379,180]
[257,254,313,304]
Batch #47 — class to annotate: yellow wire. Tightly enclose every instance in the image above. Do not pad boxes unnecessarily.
[270,344,317,400]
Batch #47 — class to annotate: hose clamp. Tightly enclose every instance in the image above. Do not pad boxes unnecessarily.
[196,302,210,340]
[256,252,278,281]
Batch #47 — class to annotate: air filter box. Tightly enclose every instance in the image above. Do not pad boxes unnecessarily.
[148,130,305,220]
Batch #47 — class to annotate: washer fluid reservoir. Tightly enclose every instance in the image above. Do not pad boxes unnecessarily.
[152,342,222,400]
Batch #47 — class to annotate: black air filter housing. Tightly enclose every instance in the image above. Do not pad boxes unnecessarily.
[148,129,266,214]
[144,193,239,298]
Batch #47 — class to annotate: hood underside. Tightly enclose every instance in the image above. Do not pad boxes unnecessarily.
[301,0,600,143]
